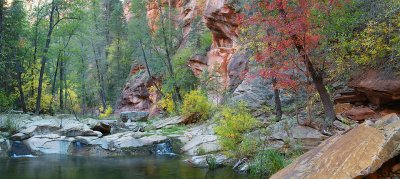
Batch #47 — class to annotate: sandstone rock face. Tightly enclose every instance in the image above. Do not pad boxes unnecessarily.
[343,107,377,121]
[115,71,161,116]
[349,70,400,105]
[115,72,152,113]
[188,55,208,77]
[203,0,245,92]
[204,0,239,48]
[271,113,400,179]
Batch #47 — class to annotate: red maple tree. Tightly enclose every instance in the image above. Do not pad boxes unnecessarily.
[241,0,343,130]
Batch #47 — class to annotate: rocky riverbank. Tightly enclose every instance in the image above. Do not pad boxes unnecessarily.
[0,111,332,171]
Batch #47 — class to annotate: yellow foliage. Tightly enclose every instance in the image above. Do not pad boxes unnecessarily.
[99,105,113,118]
[180,90,212,121]
[214,102,260,157]
[158,93,176,115]
[334,14,400,74]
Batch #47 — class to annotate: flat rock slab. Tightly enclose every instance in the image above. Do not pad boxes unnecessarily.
[271,113,400,179]
[151,116,183,129]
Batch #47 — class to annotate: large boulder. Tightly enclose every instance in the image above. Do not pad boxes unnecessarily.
[24,134,74,155]
[181,135,221,155]
[267,119,326,151]
[271,113,400,179]
[231,76,274,117]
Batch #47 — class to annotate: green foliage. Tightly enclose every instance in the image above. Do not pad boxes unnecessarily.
[162,48,198,95]
[206,155,218,170]
[181,90,212,122]
[197,147,207,155]
[237,136,260,158]
[4,116,17,135]
[159,125,187,135]
[0,91,15,112]
[214,102,260,157]
[249,149,288,178]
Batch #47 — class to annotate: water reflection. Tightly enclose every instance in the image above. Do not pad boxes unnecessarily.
[0,155,246,179]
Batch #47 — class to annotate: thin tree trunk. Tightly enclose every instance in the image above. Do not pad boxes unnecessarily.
[272,77,282,121]
[139,39,164,97]
[35,1,56,114]
[278,7,335,130]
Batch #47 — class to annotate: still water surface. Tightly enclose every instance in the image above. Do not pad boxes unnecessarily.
[0,155,246,179]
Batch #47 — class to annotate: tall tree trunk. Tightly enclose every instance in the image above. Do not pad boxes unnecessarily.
[0,0,3,61]
[91,43,107,112]
[31,3,41,97]
[272,77,282,121]
[80,53,86,115]
[157,1,182,104]
[14,48,27,113]
[35,1,56,114]
[49,56,60,115]
[59,56,64,112]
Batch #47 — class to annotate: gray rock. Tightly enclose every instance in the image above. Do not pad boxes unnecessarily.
[0,138,10,157]
[151,116,184,129]
[182,135,221,155]
[120,111,149,122]
[186,154,228,168]
[10,133,30,141]
[20,125,61,136]
[58,127,102,137]
[24,134,74,155]
[112,135,167,149]
[231,76,273,118]
[88,132,166,152]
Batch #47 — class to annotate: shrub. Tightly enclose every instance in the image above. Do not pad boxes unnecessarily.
[0,91,14,112]
[214,102,260,157]
[206,155,218,170]
[180,90,212,122]
[249,149,288,178]
[4,116,17,134]
[158,93,176,115]
[237,136,260,158]
[99,105,113,119]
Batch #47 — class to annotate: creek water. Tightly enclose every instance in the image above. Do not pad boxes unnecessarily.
[0,155,247,179]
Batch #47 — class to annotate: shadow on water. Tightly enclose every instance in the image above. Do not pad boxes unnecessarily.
[0,154,247,179]
[9,141,35,158]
